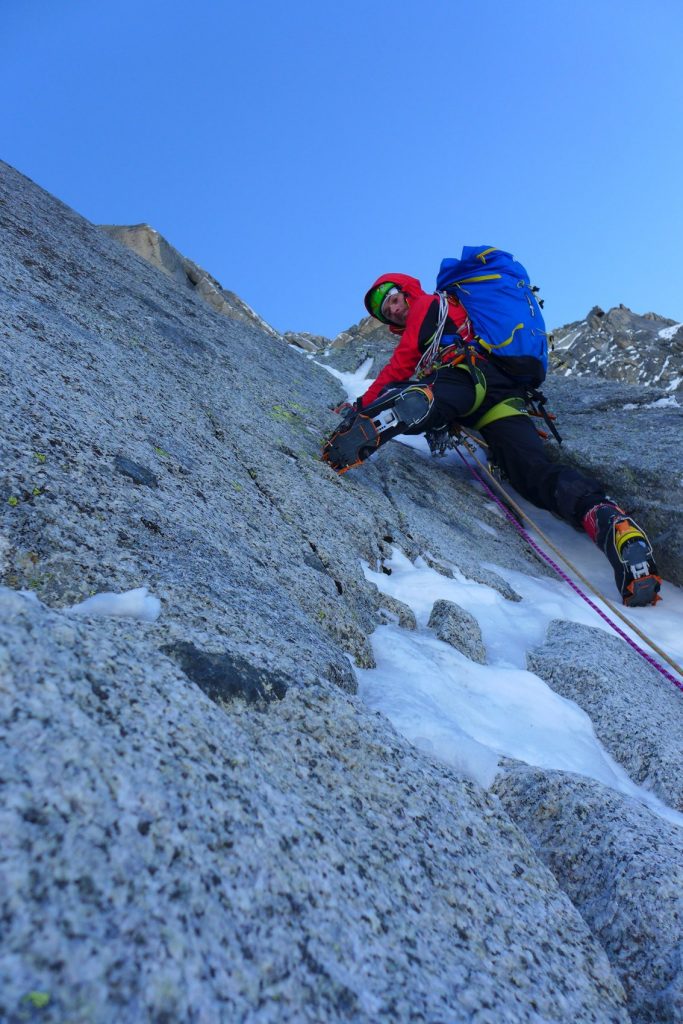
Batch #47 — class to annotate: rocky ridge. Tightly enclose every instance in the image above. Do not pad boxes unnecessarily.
[1,160,682,1024]
[100,223,281,340]
[551,304,683,390]
[105,224,683,394]
[96,224,403,371]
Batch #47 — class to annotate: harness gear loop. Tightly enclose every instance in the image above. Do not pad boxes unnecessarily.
[526,388,563,444]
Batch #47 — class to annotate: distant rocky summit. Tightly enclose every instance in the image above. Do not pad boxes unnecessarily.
[551,304,682,390]
[2,161,682,1024]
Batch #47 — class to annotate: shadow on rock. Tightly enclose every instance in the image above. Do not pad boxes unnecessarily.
[162,641,290,705]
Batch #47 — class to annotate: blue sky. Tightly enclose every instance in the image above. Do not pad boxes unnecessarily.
[3,1,682,337]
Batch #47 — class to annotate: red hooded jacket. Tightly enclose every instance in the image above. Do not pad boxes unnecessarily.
[360,273,474,406]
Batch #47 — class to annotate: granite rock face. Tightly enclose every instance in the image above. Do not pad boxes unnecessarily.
[494,765,683,1024]
[492,619,683,1024]
[427,598,487,664]
[526,620,683,812]
[0,588,629,1024]
[100,223,281,339]
[1,158,680,1023]
[282,329,329,352]
[541,375,683,586]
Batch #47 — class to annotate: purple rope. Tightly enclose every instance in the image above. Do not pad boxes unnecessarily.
[454,448,683,693]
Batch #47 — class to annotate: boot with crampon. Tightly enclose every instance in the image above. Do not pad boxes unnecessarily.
[582,502,661,607]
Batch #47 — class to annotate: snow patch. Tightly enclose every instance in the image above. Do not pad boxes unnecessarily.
[622,397,680,410]
[554,329,581,351]
[357,547,683,827]
[314,357,375,403]
[658,323,683,340]
[20,586,162,622]
[69,587,162,621]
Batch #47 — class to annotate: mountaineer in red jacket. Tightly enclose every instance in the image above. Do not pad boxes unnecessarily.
[322,273,661,607]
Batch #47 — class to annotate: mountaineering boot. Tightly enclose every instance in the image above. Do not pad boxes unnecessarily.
[322,386,435,473]
[582,502,662,607]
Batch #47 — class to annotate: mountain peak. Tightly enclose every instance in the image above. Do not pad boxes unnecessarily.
[552,304,682,388]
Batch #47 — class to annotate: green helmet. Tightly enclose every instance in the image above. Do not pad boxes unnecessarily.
[365,281,401,323]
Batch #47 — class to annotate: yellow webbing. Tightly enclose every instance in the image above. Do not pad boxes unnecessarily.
[450,362,487,416]
[476,247,498,264]
[455,273,502,285]
[475,323,525,353]
[473,397,528,432]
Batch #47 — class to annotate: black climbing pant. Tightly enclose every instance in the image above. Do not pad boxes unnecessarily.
[392,363,606,526]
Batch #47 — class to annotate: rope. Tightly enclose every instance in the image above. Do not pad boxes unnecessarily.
[415,292,450,378]
[452,442,683,693]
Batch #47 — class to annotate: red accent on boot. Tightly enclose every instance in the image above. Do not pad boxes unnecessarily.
[581,501,624,544]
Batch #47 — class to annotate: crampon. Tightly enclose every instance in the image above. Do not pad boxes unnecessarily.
[322,411,382,474]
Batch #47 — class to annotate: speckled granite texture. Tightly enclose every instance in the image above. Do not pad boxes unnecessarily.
[427,598,488,664]
[1,589,628,1023]
[527,620,683,812]
[494,764,683,1024]
[1,158,679,1023]
[541,376,683,586]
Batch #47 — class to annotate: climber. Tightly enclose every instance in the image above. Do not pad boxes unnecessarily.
[322,268,661,607]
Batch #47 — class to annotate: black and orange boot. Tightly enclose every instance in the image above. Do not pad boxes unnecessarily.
[582,502,662,607]
[322,386,435,474]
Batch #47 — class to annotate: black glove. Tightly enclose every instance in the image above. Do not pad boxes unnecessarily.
[329,400,360,434]
[332,398,362,415]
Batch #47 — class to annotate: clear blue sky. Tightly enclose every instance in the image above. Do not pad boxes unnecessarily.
[3,1,683,337]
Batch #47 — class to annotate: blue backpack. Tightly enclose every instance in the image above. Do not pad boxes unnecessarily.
[436,245,549,385]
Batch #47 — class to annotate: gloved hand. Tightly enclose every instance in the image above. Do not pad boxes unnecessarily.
[328,401,360,437]
[322,401,377,474]
[332,398,361,416]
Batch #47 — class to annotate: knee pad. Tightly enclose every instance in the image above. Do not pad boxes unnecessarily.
[393,385,434,428]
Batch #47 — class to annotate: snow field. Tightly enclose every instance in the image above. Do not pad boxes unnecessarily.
[658,323,683,340]
[358,551,683,827]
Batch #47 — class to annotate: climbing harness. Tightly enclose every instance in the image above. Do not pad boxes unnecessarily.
[443,434,683,693]
[472,396,528,433]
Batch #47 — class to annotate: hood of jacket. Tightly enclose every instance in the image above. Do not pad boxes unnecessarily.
[364,273,429,334]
